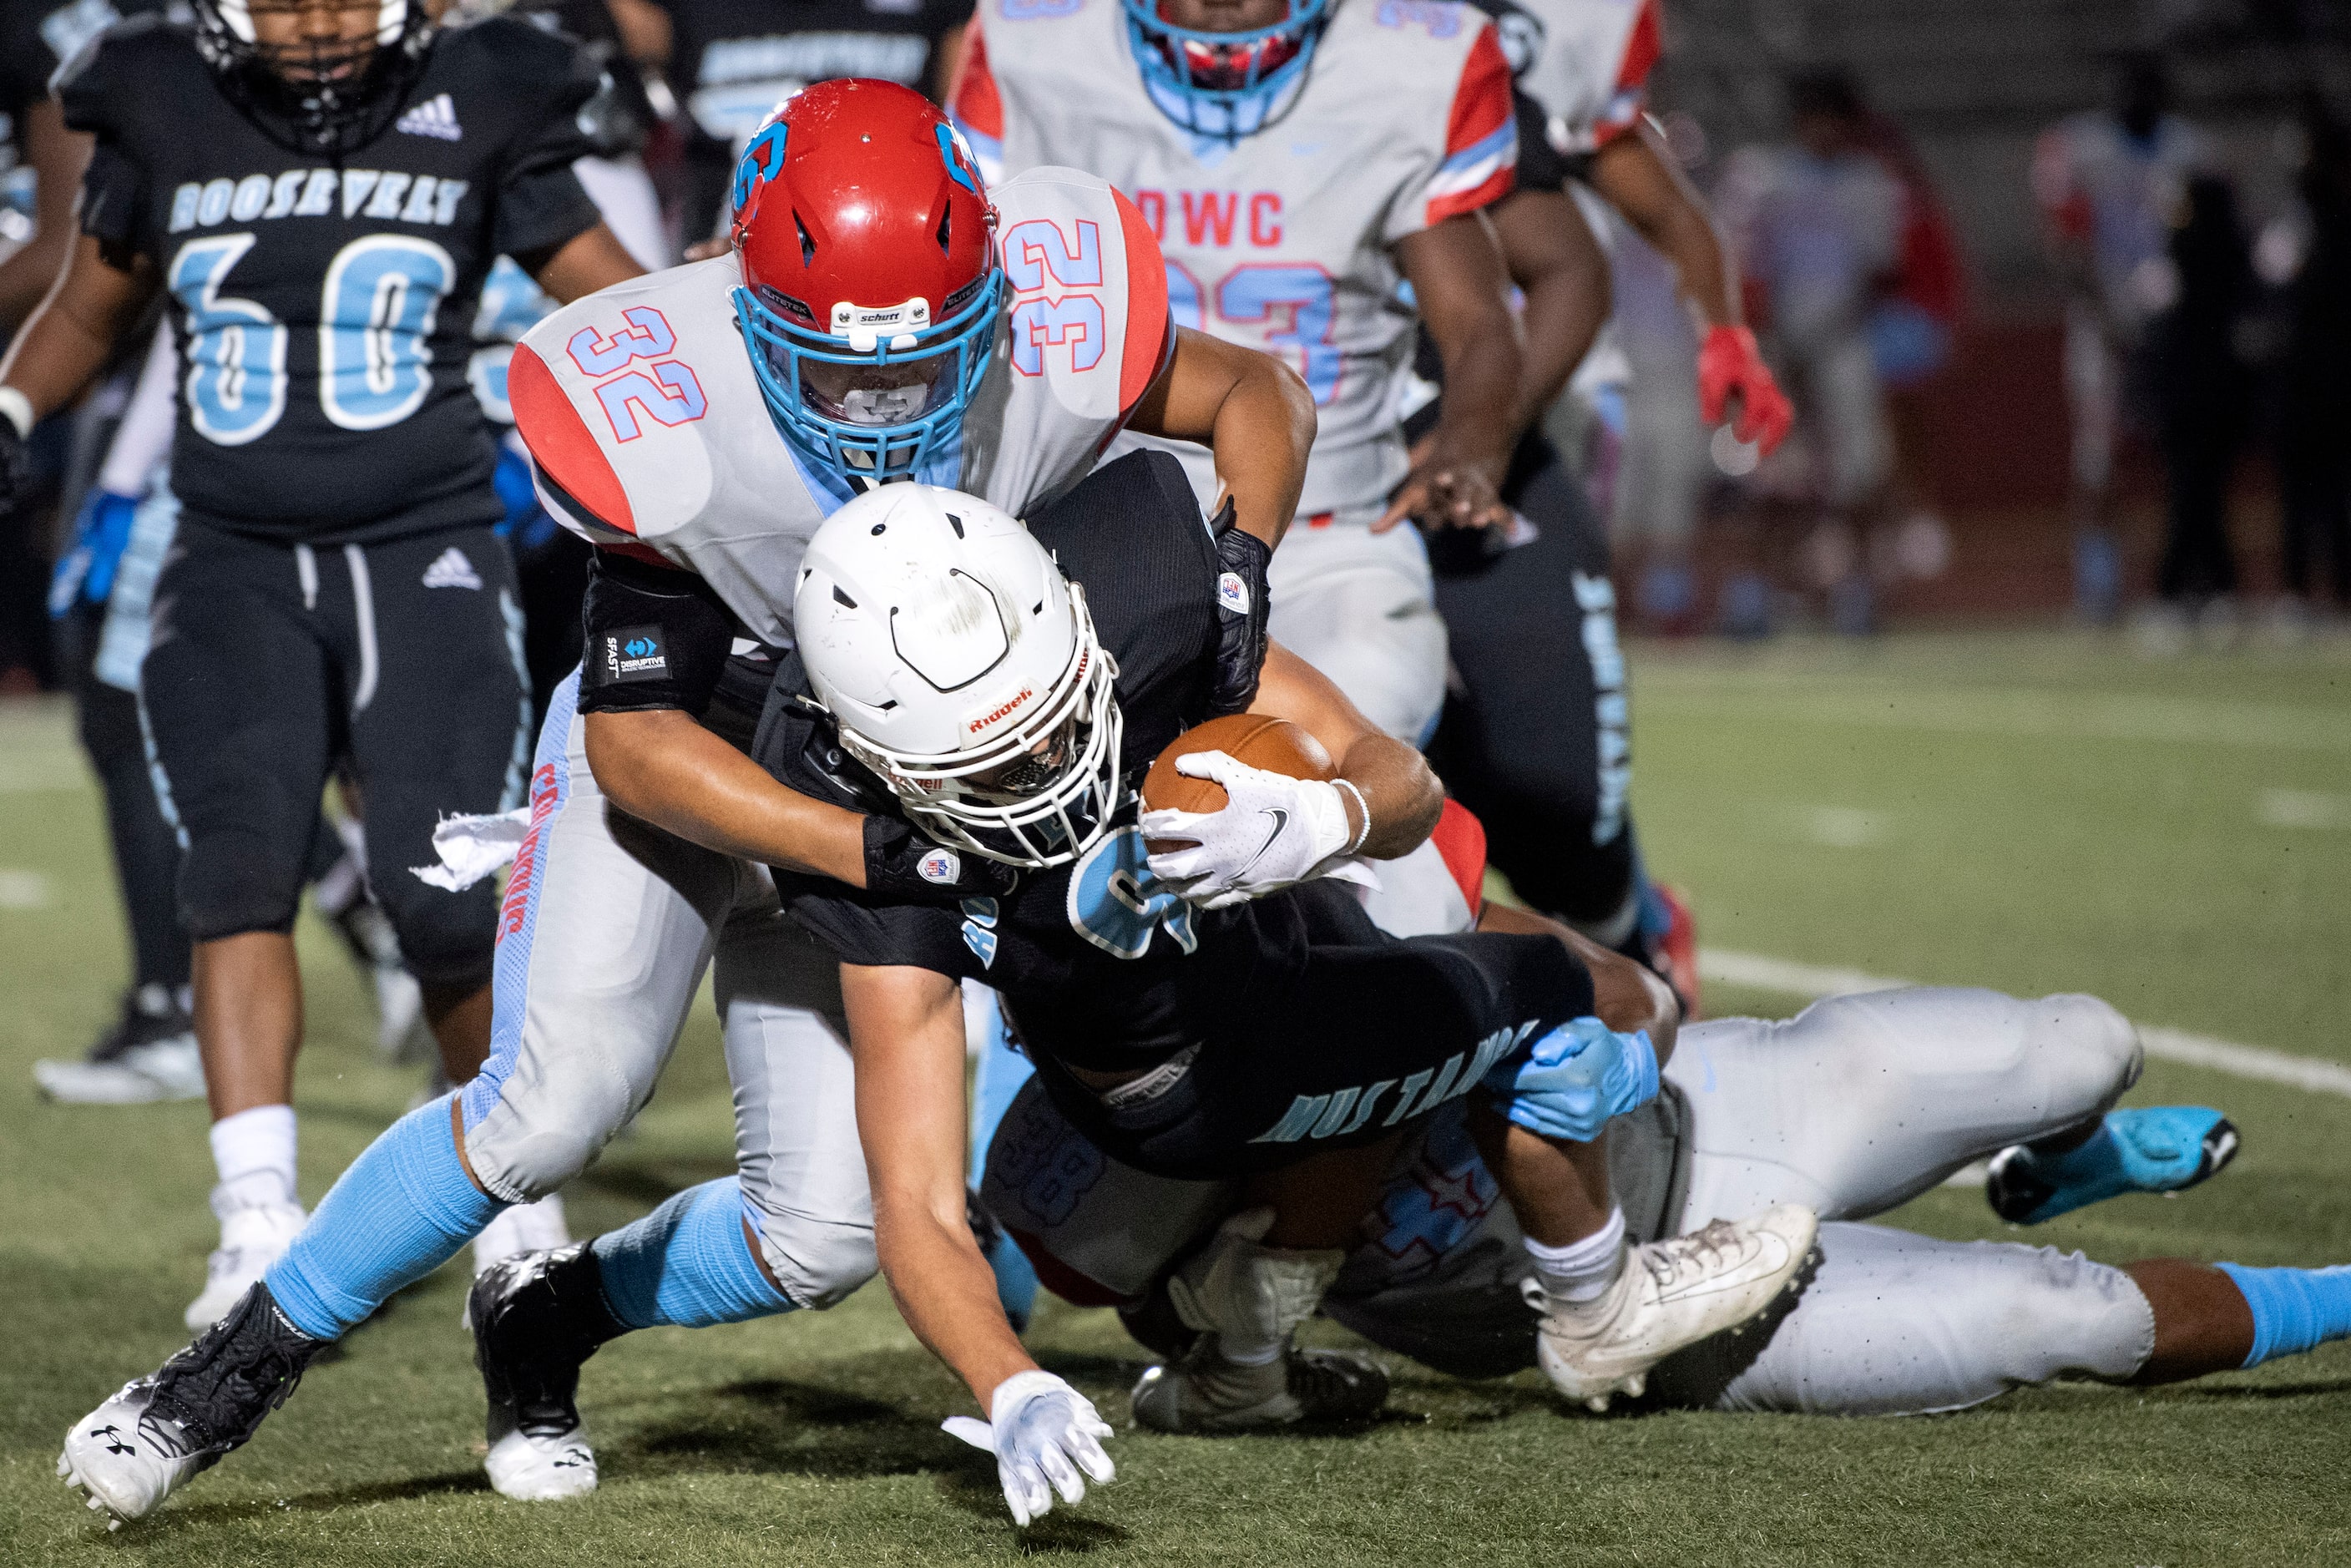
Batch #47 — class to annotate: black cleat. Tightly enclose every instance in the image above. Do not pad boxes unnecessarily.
[470,1244,627,1501]
[58,1283,326,1526]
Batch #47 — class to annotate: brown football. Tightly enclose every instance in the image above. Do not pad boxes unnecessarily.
[1142,714,1335,853]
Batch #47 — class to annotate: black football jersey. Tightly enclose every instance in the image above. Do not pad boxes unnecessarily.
[774,450,1340,1075]
[0,0,159,217]
[654,0,973,242]
[59,13,605,544]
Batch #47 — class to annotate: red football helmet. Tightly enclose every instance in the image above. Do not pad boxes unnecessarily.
[728,80,1004,485]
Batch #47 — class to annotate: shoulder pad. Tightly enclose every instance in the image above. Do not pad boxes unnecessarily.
[52,13,188,135]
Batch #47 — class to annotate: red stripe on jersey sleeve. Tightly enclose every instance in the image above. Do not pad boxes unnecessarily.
[1444,23,1514,158]
[950,26,1004,142]
[1616,0,1661,93]
[1113,185,1174,415]
[1590,0,1661,148]
[1429,797,1489,918]
[509,343,638,537]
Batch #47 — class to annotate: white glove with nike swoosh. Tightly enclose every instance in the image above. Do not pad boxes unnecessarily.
[941,1370,1115,1527]
[1141,751,1378,910]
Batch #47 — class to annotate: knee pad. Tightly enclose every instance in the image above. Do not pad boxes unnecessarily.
[179,827,306,942]
[375,878,498,991]
[741,1196,876,1310]
[463,1075,636,1204]
[2025,993,2143,1109]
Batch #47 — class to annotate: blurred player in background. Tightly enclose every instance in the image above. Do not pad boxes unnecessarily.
[602,0,970,247]
[1421,0,1790,999]
[1715,66,1903,637]
[0,0,646,1331]
[53,80,1322,1526]
[3,0,202,1098]
[955,0,1528,746]
[2033,53,2212,625]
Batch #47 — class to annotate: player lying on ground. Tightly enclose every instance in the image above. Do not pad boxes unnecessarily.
[988,923,2351,1414]
[53,81,1321,1528]
[766,476,1810,1520]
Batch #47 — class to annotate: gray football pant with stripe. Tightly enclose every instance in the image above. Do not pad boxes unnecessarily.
[459,673,873,1308]
[983,987,2160,1414]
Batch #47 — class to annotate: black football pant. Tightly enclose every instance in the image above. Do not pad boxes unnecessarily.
[59,602,190,994]
[142,519,528,991]
[1428,433,1640,935]
[1023,885,1597,1182]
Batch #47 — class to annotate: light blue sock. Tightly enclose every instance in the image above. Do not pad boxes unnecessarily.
[963,994,1039,1331]
[590,1178,796,1330]
[265,1095,503,1340]
[2215,1263,2351,1368]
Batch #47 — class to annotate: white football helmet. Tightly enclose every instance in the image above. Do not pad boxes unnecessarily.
[794,485,1123,869]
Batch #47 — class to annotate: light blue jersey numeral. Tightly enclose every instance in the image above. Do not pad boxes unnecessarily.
[320,235,456,431]
[1065,826,1197,960]
[169,234,288,446]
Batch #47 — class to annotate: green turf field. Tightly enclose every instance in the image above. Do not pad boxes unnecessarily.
[3,630,2348,1566]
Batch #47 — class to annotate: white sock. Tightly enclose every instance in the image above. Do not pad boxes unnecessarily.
[1524,1207,1627,1305]
[210,1104,298,1212]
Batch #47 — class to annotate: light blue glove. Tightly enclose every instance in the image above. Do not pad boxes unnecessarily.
[943,1369,1115,1527]
[1481,1016,1660,1142]
[47,489,140,618]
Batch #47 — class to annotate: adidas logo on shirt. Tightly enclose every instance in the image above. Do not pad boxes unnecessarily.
[422,548,483,590]
[396,94,463,142]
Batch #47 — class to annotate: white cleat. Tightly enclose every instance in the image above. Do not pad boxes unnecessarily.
[58,1380,205,1530]
[372,964,429,1062]
[484,1424,599,1501]
[185,1200,307,1333]
[1535,1203,1818,1413]
[33,1036,205,1104]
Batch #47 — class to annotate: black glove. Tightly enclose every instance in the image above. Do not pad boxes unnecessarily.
[1206,500,1272,716]
[863,814,1019,903]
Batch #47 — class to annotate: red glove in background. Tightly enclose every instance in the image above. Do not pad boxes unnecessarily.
[1696,325,1794,456]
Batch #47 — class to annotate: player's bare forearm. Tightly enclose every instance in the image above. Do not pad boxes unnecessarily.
[1250,641,1441,857]
[0,234,154,419]
[1385,213,1520,531]
[0,103,88,331]
[1590,124,1738,329]
[582,707,871,884]
[842,964,1039,1407]
[1492,187,1611,432]
[1479,900,1679,1062]
[1126,326,1313,548]
[523,220,650,305]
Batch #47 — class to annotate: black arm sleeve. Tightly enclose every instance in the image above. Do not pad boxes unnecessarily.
[488,25,605,261]
[781,882,983,979]
[53,29,148,263]
[577,549,737,716]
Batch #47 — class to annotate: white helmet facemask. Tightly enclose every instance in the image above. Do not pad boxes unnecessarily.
[794,485,1125,870]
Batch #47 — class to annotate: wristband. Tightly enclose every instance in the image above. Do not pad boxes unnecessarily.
[1332,777,1370,855]
[0,387,33,442]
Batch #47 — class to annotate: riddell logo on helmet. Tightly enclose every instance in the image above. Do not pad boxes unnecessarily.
[968,687,1035,735]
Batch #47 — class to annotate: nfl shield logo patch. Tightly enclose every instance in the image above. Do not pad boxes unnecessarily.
[918,847,963,886]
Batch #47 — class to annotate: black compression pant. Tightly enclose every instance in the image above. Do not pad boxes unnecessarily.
[1428,433,1639,933]
[142,518,528,990]
[60,603,190,994]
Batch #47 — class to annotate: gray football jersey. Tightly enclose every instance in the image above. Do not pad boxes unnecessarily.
[511,165,1170,645]
[954,0,1515,525]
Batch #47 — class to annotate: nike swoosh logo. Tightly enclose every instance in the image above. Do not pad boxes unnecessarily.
[1232,807,1290,882]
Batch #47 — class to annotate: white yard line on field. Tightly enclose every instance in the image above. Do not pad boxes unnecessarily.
[1700,948,2351,1100]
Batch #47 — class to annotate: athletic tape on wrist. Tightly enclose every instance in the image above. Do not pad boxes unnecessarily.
[0,387,33,441]
[1333,778,1370,855]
